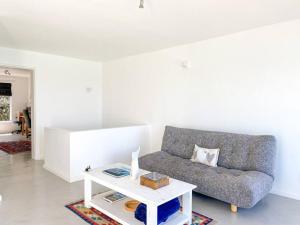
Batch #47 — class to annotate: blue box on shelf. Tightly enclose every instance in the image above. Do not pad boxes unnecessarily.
[134,197,180,225]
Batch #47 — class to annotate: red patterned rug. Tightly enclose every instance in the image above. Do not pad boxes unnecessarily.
[0,141,31,154]
[66,200,215,225]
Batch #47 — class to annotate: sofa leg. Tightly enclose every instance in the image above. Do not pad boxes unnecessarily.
[231,204,238,213]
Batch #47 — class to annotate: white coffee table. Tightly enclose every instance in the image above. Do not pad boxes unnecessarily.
[84,163,196,225]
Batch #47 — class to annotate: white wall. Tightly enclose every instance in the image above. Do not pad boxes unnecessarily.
[103,20,300,200]
[44,125,150,182]
[0,47,103,159]
[44,127,70,181]
[11,76,30,120]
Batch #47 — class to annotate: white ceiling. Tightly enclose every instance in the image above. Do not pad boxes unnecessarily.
[0,0,300,61]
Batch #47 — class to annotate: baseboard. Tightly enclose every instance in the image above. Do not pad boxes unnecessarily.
[271,189,300,201]
[43,164,71,183]
[69,175,84,183]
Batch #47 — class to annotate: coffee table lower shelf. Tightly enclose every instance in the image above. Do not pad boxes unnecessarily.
[89,192,189,225]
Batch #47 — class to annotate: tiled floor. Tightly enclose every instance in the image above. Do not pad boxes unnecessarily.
[0,151,299,225]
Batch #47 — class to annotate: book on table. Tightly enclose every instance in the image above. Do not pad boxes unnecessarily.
[103,191,127,203]
[102,167,130,178]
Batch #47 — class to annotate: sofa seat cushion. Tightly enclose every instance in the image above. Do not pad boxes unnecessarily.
[139,151,273,208]
[189,167,274,208]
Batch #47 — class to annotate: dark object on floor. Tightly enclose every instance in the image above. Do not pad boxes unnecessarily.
[135,197,180,224]
[0,140,31,154]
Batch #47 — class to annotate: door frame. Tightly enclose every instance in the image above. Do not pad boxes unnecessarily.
[0,64,37,159]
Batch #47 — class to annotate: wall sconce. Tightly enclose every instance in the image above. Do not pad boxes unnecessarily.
[86,87,92,93]
[181,60,192,69]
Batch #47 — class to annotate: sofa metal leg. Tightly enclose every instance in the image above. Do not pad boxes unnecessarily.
[231,204,238,213]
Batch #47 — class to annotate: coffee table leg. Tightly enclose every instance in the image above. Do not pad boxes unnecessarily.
[182,191,192,225]
[147,204,157,225]
[84,177,92,208]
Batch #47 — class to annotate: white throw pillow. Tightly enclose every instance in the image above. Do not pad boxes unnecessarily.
[191,145,220,167]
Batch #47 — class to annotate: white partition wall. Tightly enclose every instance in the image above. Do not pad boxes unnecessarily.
[44,125,151,182]
[44,128,71,181]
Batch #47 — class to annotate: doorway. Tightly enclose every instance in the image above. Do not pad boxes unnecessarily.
[0,66,34,159]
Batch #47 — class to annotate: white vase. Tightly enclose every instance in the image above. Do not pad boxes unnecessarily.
[131,147,140,180]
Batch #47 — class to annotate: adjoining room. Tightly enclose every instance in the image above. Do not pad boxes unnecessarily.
[0,67,32,157]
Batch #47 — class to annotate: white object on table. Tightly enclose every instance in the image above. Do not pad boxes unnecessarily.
[0,195,2,201]
[131,147,140,180]
[84,163,196,225]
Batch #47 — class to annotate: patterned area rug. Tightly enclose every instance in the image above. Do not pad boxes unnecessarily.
[0,141,31,154]
[66,200,215,225]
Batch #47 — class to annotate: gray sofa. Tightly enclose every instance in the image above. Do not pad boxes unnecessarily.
[139,126,276,211]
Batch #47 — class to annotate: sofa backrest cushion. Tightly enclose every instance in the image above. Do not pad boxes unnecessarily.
[161,126,276,177]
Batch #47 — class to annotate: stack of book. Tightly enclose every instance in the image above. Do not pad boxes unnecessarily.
[102,191,127,203]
